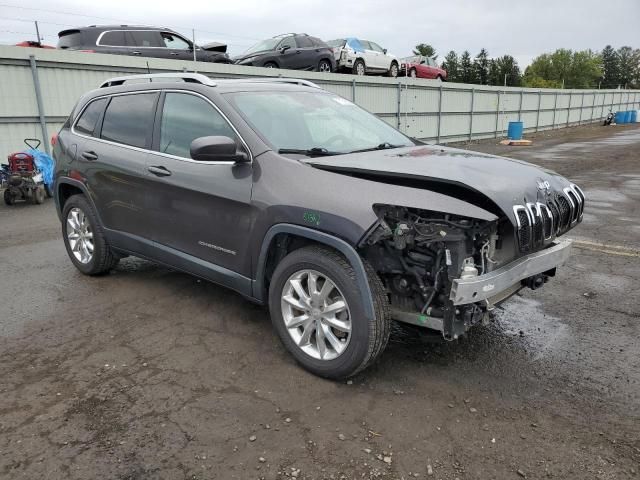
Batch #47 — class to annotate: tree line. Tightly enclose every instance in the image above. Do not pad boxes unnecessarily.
[413,44,640,89]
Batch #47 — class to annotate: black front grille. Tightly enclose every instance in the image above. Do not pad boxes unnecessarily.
[516,208,531,251]
[566,189,580,222]
[531,209,543,246]
[541,209,553,239]
[548,201,561,234]
[556,196,571,230]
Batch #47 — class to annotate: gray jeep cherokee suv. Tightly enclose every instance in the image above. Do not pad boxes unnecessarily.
[53,73,582,379]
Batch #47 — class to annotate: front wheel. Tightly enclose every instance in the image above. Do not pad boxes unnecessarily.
[268,246,390,379]
[410,68,417,78]
[32,185,45,205]
[264,62,278,69]
[317,59,332,73]
[388,62,399,78]
[62,195,119,275]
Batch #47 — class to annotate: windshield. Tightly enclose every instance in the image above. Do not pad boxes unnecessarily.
[225,91,414,154]
[244,37,282,54]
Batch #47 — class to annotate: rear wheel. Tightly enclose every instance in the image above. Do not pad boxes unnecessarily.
[269,245,390,379]
[353,59,365,76]
[437,74,445,82]
[3,189,14,206]
[264,62,278,69]
[62,195,119,275]
[410,68,417,78]
[317,59,332,73]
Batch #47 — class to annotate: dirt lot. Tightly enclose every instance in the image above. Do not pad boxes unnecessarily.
[1,124,639,480]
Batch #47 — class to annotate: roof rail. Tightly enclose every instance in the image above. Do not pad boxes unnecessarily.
[233,78,322,89]
[99,73,216,88]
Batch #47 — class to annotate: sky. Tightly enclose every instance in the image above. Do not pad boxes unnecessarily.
[1,0,638,68]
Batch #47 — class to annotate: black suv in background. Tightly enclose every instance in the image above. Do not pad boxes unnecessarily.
[233,33,335,72]
[57,25,231,63]
[53,73,581,379]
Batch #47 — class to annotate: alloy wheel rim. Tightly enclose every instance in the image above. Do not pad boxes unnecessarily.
[66,207,94,264]
[411,69,417,77]
[319,61,330,72]
[391,65,398,77]
[281,269,351,361]
[357,63,365,75]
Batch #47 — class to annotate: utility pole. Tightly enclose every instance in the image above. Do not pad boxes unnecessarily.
[561,78,565,89]
[34,21,41,44]
[504,73,507,87]
[192,29,197,71]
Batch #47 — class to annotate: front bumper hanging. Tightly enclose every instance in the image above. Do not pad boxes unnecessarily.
[449,239,572,306]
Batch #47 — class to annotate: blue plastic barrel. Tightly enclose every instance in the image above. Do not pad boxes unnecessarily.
[631,110,638,123]
[615,111,627,124]
[507,121,524,140]
[625,111,633,123]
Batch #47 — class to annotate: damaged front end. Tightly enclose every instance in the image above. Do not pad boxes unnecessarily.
[360,204,571,340]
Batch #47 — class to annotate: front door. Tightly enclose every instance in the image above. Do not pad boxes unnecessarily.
[145,91,253,275]
[160,32,194,61]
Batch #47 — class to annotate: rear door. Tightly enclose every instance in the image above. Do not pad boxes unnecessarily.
[360,41,379,71]
[369,42,389,70]
[95,30,129,55]
[293,35,316,70]
[81,92,158,238]
[145,91,253,275]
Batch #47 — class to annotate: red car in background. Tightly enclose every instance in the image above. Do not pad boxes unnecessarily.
[400,55,447,80]
[15,41,56,49]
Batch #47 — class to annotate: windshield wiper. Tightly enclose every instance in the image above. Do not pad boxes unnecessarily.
[278,147,340,157]
[348,142,403,154]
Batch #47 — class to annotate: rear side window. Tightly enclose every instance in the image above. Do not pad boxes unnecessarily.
[74,98,108,136]
[98,31,127,47]
[159,93,237,159]
[311,37,328,48]
[101,93,158,148]
[130,31,163,48]
[58,30,82,49]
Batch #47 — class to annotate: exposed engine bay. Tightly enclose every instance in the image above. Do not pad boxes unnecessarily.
[361,205,543,340]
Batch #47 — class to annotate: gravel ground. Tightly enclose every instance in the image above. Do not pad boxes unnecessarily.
[0,123,639,480]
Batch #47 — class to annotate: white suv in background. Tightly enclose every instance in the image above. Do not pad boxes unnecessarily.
[327,38,399,77]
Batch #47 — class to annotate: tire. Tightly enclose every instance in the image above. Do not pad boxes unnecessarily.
[3,189,14,206]
[269,245,390,379]
[387,62,399,78]
[410,68,417,78]
[352,59,365,76]
[44,184,53,198]
[437,75,445,82]
[264,62,278,69]
[61,194,119,275]
[33,186,45,205]
[317,59,332,73]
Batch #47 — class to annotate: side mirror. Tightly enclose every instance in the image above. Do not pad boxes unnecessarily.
[279,45,291,53]
[190,136,249,163]
[383,48,387,54]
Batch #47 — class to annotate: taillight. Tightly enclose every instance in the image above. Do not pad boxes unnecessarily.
[51,134,58,147]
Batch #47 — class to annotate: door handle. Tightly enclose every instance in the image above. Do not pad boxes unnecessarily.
[131,51,141,55]
[148,165,172,177]
[170,52,179,56]
[81,151,98,161]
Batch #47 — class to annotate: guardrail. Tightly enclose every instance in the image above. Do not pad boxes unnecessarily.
[1,45,639,156]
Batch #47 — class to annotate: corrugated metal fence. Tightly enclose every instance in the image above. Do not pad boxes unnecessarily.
[1,45,639,156]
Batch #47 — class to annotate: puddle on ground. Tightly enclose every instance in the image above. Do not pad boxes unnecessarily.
[518,129,640,162]
[495,295,569,360]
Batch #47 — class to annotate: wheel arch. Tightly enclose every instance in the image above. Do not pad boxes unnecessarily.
[253,224,375,321]
[54,178,100,224]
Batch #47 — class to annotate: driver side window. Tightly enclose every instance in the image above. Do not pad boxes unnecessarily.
[161,32,190,50]
[159,93,237,159]
[278,36,296,50]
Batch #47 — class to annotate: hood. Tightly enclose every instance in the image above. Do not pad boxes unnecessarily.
[233,51,269,63]
[304,144,572,225]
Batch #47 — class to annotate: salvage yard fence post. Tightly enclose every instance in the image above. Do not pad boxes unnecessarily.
[28,55,50,156]
[469,87,475,141]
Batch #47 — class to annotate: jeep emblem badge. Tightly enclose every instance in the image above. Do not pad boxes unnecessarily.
[537,179,551,192]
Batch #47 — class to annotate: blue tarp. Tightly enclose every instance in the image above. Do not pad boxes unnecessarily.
[27,149,55,187]
[345,38,365,53]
